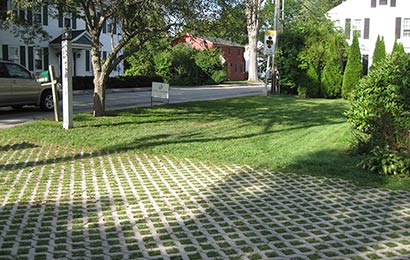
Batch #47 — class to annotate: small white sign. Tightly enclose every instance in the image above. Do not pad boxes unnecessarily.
[263,30,277,56]
[152,82,169,99]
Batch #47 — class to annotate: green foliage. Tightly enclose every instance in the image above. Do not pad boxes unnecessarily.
[392,39,406,56]
[320,33,345,98]
[183,2,247,45]
[153,44,226,86]
[346,53,410,176]
[194,48,226,83]
[370,35,386,71]
[276,31,305,95]
[153,50,173,83]
[321,57,342,98]
[342,32,362,99]
[301,63,320,97]
[125,38,171,77]
[359,146,410,176]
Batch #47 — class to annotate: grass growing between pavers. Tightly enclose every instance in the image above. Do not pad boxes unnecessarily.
[1,95,409,190]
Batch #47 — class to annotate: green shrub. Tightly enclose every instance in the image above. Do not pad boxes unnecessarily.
[359,146,410,176]
[153,44,226,86]
[211,70,226,84]
[153,50,173,83]
[321,57,342,98]
[346,53,410,176]
[370,35,386,71]
[392,39,406,56]
[342,32,362,99]
[71,76,161,90]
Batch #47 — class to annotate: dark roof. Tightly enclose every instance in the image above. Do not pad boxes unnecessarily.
[50,30,95,49]
[202,37,244,48]
[50,30,88,44]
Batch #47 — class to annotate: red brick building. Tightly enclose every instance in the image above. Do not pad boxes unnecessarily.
[172,34,246,81]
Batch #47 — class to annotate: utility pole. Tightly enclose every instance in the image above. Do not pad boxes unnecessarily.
[270,0,280,94]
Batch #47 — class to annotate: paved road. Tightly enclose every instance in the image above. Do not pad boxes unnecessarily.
[0,84,266,129]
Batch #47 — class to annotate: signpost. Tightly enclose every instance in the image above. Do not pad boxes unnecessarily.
[151,82,170,106]
[35,66,60,121]
[264,30,277,94]
[62,29,73,129]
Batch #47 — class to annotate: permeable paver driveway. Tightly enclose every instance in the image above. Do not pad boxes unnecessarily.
[0,142,410,260]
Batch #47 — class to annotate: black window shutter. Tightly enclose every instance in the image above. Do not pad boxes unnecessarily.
[371,0,376,7]
[58,6,63,27]
[43,5,48,25]
[345,18,351,39]
[27,9,32,24]
[395,17,402,39]
[72,13,77,29]
[19,9,25,21]
[391,0,396,7]
[0,0,7,10]
[103,20,107,33]
[2,45,8,60]
[28,47,34,71]
[43,48,49,70]
[20,46,26,66]
[113,19,117,34]
[85,50,90,71]
[364,18,370,39]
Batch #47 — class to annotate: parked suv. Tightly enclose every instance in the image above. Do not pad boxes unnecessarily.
[0,60,57,111]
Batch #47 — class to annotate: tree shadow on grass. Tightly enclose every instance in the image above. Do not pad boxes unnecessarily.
[0,142,38,151]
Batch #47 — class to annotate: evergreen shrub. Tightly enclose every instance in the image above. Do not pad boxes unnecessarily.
[342,32,362,99]
[346,53,410,176]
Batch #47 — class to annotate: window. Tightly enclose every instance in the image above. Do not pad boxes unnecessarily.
[8,46,19,64]
[379,0,387,5]
[403,18,410,37]
[237,48,241,56]
[58,7,75,28]
[34,48,42,70]
[33,6,41,24]
[5,63,31,79]
[353,19,362,37]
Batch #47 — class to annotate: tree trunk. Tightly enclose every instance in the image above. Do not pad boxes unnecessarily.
[245,0,260,82]
[91,46,106,117]
[93,71,106,117]
[247,29,258,81]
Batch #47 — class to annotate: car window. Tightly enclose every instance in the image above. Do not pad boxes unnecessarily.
[5,63,32,79]
[0,63,9,78]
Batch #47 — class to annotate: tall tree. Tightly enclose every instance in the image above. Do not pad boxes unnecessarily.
[245,0,264,81]
[371,35,386,70]
[6,0,210,117]
[342,32,362,99]
[392,39,406,56]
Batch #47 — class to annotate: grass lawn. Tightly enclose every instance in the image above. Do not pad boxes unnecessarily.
[2,95,409,190]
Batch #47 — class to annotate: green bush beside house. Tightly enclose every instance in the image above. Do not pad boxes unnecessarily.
[346,53,410,176]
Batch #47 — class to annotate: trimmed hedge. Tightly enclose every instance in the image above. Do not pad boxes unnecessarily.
[71,75,163,90]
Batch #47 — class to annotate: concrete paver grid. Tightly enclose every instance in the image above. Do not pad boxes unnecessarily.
[0,141,409,260]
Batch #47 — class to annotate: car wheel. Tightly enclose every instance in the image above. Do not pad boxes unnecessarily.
[40,90,54,111]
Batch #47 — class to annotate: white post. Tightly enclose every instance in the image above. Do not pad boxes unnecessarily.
[48,65,60,122]
[62,29,73,129]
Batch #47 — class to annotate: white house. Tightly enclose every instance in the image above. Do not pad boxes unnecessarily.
[0,0,123,78]
[328,0,410,68]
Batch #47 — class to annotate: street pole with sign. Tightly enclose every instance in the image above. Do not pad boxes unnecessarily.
[62,29,73,129]
[263,30,277,94]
